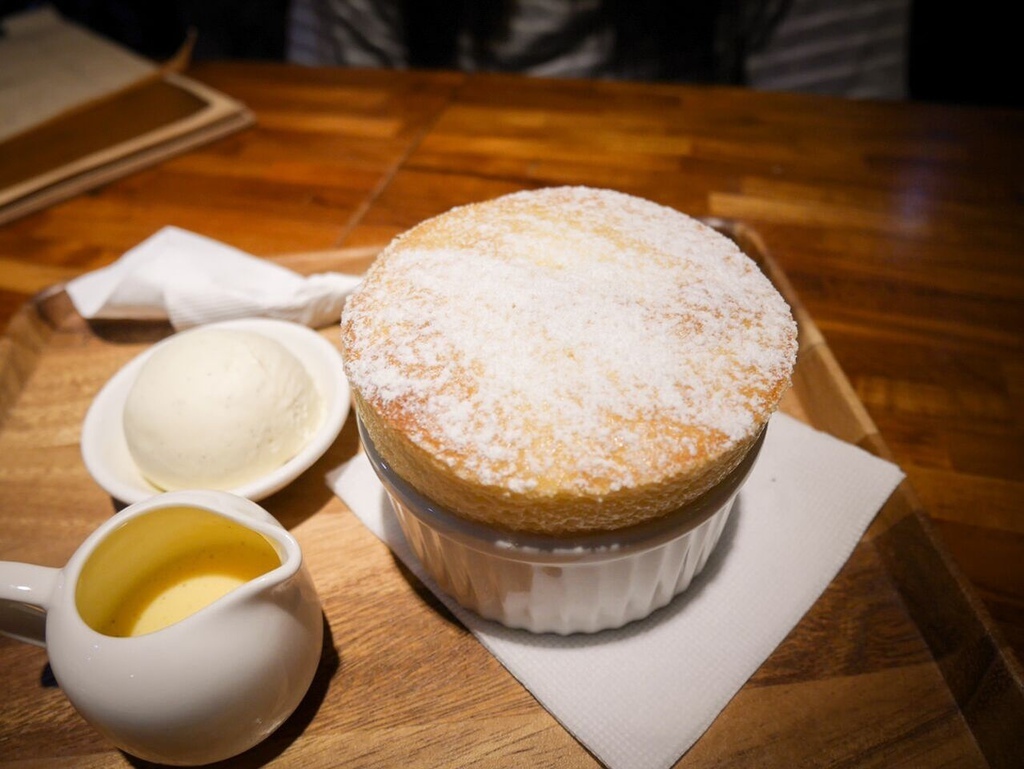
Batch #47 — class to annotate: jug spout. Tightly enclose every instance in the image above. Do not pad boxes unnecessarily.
[0,562,60,646]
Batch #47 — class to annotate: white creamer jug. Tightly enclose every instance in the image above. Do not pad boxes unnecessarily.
[0,490,324,765]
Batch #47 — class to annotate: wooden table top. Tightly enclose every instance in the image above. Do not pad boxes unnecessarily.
[1,62,1022,765]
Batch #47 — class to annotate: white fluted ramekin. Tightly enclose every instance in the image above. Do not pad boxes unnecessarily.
[358,418,764,634]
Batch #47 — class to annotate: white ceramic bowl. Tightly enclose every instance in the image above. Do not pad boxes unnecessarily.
[358,417,765,635]
[81,319,350,505]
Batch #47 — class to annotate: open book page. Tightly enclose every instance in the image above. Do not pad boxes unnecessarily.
[0,6,252,225]
[0,6,158,142]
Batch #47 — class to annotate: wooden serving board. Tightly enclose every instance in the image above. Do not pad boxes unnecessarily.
[0,225,1020,767]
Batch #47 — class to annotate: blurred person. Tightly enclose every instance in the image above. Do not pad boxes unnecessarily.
[287,0,790,84]
[746,0,910,100]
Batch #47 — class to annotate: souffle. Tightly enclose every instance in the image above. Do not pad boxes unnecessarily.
[340,187,798,536]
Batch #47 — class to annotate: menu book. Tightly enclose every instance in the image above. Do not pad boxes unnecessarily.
[0,7,253,226]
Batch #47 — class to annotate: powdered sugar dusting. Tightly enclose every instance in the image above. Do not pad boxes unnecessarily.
[342,187,797,495]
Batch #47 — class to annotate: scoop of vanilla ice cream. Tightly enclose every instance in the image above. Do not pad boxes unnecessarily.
[123,328,322,491]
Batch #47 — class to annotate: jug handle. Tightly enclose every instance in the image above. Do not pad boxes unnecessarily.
[0,562,59,647]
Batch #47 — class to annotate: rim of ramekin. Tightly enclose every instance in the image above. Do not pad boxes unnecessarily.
[358,415,765,562]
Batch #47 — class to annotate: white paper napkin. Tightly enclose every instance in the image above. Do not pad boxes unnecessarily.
[328,412,905,769]
[65,226,361,329]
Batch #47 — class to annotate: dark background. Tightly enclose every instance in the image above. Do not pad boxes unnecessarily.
[0,0,1018,108]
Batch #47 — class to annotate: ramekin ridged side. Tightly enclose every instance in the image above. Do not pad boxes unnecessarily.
[390,493,737,634]
[358,417,762,635]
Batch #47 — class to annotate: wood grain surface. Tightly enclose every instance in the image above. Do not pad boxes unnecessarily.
[1,62,1022,766]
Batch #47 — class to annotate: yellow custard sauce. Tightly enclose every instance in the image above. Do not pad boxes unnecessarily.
[106,540,279,637]
[76,506,281,637]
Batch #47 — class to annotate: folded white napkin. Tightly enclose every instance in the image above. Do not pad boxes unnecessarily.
[328,412,905,769]
[65,226,361,329]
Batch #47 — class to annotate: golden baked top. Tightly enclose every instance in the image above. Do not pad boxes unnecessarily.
[340,187,797,535]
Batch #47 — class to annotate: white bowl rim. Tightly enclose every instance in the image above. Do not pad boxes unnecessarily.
[81,318,350,505]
